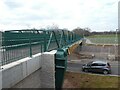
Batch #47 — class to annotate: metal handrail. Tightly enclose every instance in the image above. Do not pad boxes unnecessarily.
[1,29,82,65]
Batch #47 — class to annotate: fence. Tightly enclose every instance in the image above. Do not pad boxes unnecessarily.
[1,29,82,65]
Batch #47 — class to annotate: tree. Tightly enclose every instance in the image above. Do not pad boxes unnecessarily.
[72,27,91,36]
[46,23,59,30]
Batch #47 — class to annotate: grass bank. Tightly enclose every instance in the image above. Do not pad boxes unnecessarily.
[63,72,119,88]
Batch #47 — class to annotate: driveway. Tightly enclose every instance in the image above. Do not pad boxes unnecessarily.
[67,59,119,76]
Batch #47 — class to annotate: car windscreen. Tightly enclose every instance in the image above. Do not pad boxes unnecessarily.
[87,61,93,66]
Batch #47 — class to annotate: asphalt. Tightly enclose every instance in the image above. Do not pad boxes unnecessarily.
[67,60,119,76]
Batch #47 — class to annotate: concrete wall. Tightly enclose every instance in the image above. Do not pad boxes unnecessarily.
[1,53,42,88]
[12,50,56,88]
[40,50,56,88]
[68,40,82,54]
[81,45,117,54]
[1,50,57,89]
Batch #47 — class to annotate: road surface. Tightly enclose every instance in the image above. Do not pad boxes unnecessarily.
[67,60,119,76]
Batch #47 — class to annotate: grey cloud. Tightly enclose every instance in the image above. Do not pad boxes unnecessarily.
[0,0,118,31]
[0,13,53,24]
[4,0,23,9]
[21,14,53,21]
[105,2,115,6]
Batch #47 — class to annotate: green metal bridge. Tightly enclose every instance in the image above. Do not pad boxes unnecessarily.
[1,29,83,65]
[0,29,83,88]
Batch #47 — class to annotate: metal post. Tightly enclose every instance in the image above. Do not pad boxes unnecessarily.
[44,31,47,52]
[41,44,42,53]
[29,33,32,57]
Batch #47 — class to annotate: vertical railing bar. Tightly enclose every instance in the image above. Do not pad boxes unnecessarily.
[1,34,4,65]
[43,31,47,52]
[29,32,32,57]
[5,39,8,64]
[7,40,10,63]
[41,44,42,53]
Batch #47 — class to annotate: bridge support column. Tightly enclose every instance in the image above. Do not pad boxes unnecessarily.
[40,50,57,88]
[55,48,68,89]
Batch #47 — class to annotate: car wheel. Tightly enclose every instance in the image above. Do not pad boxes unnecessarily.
[103,70,108,75]
[84,69,88,72]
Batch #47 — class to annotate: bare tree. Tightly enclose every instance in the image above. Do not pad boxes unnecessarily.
[46,23,59,30]
[72,27,91,36]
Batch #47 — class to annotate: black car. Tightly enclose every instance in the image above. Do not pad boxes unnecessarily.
[82,61,111,74]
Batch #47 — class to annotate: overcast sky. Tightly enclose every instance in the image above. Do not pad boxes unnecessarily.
[0,0,119,31]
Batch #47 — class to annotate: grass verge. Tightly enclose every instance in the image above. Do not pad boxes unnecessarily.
[63,72,119,88]
[86,34,119,44]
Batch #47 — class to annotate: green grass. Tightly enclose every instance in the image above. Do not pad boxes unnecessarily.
[63,72,119,88]
[86,34,120,44]
[87,34,117,38]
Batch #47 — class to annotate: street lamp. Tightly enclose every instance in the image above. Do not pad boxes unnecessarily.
[115,29,118,58]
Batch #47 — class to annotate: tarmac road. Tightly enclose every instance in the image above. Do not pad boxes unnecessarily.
[67,59,119,76]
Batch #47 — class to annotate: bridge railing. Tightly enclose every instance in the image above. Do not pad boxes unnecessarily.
[1,29,82,65]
